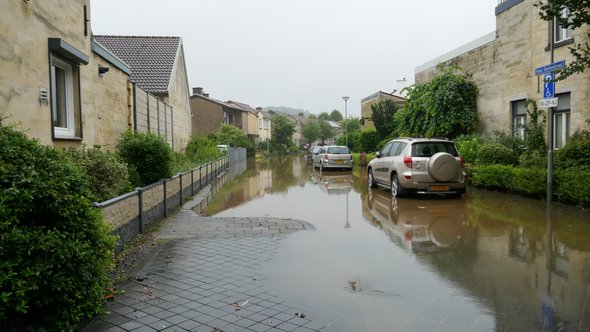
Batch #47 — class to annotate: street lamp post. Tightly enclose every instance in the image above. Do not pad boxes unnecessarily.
[342,96,349,147]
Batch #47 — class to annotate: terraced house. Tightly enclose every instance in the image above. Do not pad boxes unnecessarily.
[415,0,590,148]
[0,0,192,151]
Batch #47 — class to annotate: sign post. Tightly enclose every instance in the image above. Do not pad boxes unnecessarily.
[534,32,564,204]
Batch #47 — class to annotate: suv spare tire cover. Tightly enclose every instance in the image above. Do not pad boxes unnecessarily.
[428,152,459,182]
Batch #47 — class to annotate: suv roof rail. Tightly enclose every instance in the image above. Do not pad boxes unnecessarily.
[431,137,449,140]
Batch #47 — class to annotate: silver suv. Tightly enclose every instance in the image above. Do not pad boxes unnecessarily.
[367,138,466,197]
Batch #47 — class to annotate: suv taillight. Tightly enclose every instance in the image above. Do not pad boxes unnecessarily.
[460,156,465,168]
[403,156,412,168]
[324,154,328,161]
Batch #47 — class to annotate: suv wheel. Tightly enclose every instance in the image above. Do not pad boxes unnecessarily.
[391,175,407,198]
[368,170,377,188]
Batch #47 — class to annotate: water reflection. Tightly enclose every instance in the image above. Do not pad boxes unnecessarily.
[365,188,465,253]
[205,157,590,331]
[310,170,353,195]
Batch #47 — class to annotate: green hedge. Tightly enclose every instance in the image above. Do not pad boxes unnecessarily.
[116,130,173,187]
[471,164,590,206]
[0,122,116,331]
[64,146,131,202]
[476,142,519,166]
[555,168,590,206]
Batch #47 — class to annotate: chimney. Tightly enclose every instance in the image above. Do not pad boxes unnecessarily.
[203,93,210,97]
[256,107,262,112]
[192,87,203,95]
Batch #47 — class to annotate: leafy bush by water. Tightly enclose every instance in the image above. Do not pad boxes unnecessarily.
[476,142,519,166]
[116,130,173,187]
[64,146,131,202]
[0,121,116,331]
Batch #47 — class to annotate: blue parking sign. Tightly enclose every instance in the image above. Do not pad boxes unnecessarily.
[544,73,555,99]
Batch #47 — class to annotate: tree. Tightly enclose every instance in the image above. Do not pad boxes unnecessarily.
[216,124,252,148]
[318,112,330,121]
[371,99,400,141]
[318,119,335,145]
[329,109,343,122]
[301,119,320,146]
[399,64,478,138]
[341,117,361,133]
[270,114,295,153]
[535,0,590,80]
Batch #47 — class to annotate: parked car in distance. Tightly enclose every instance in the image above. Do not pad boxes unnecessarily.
[307,146,322,165]
[313,145,353,171]
[367,138,466,198]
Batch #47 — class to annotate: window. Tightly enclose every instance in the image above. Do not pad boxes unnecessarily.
[258,118,262,129]
[380,142,394,157]
[511,100,527,139]
[553,93,570,149]
[554,7,572,43]
[263,119,269,130]
[50,54,81,139]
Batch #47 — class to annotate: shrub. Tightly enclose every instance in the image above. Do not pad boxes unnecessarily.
[185,136,220,164]
[359,129,379,153]
[554,135,590,169]
[0,121,116,331]
[116,130,173,187]
[555,168,590,206]
[519,149,547,169]
[476,142,519,166]
[490,130,525,156]
[471,165,546,198]
[454,134,480,164]
[64,146,131,202]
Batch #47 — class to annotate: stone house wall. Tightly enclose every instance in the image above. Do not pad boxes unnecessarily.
[415,0,590,139]
[0,0,130,150]
[160,44,192,151]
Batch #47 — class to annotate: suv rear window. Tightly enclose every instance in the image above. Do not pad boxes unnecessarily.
[327,147,350,154]
[411,142,458,157]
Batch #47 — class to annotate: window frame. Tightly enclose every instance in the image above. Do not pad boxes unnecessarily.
[554,7,573,44]
[511,99,527,140]
[49,54,82,140]
[553,93,571,149]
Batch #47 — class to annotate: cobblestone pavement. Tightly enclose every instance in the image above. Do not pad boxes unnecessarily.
[83,186,330,332]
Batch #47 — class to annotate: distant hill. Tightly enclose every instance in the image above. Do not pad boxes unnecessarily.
[262,106,310,117]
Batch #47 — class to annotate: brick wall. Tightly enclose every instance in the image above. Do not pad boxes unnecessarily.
[190,96,225,136]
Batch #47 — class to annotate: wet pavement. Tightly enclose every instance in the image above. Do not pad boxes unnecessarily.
[85,156,590,331]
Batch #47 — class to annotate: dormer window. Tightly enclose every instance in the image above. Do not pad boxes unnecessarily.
[554,7,573,43]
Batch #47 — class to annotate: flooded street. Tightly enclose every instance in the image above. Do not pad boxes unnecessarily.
[204,156,590,331]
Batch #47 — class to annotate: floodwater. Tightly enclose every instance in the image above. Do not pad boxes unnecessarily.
[204,156,590,331]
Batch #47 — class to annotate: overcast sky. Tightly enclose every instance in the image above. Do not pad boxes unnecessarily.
[91,0,497,117]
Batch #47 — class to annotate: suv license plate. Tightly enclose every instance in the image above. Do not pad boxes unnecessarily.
[431,185,449,191]
[335,160,345,164]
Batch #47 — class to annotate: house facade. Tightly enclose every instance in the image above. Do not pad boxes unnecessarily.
[360,91,406,130]
[94,35,192,151]
[415,0,590,148]
[190,88,246,136]
[227,101,260,140]
[0,0,133,150]
[255,108,272,143]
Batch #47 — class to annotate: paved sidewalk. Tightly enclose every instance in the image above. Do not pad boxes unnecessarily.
[83,183,330,332]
